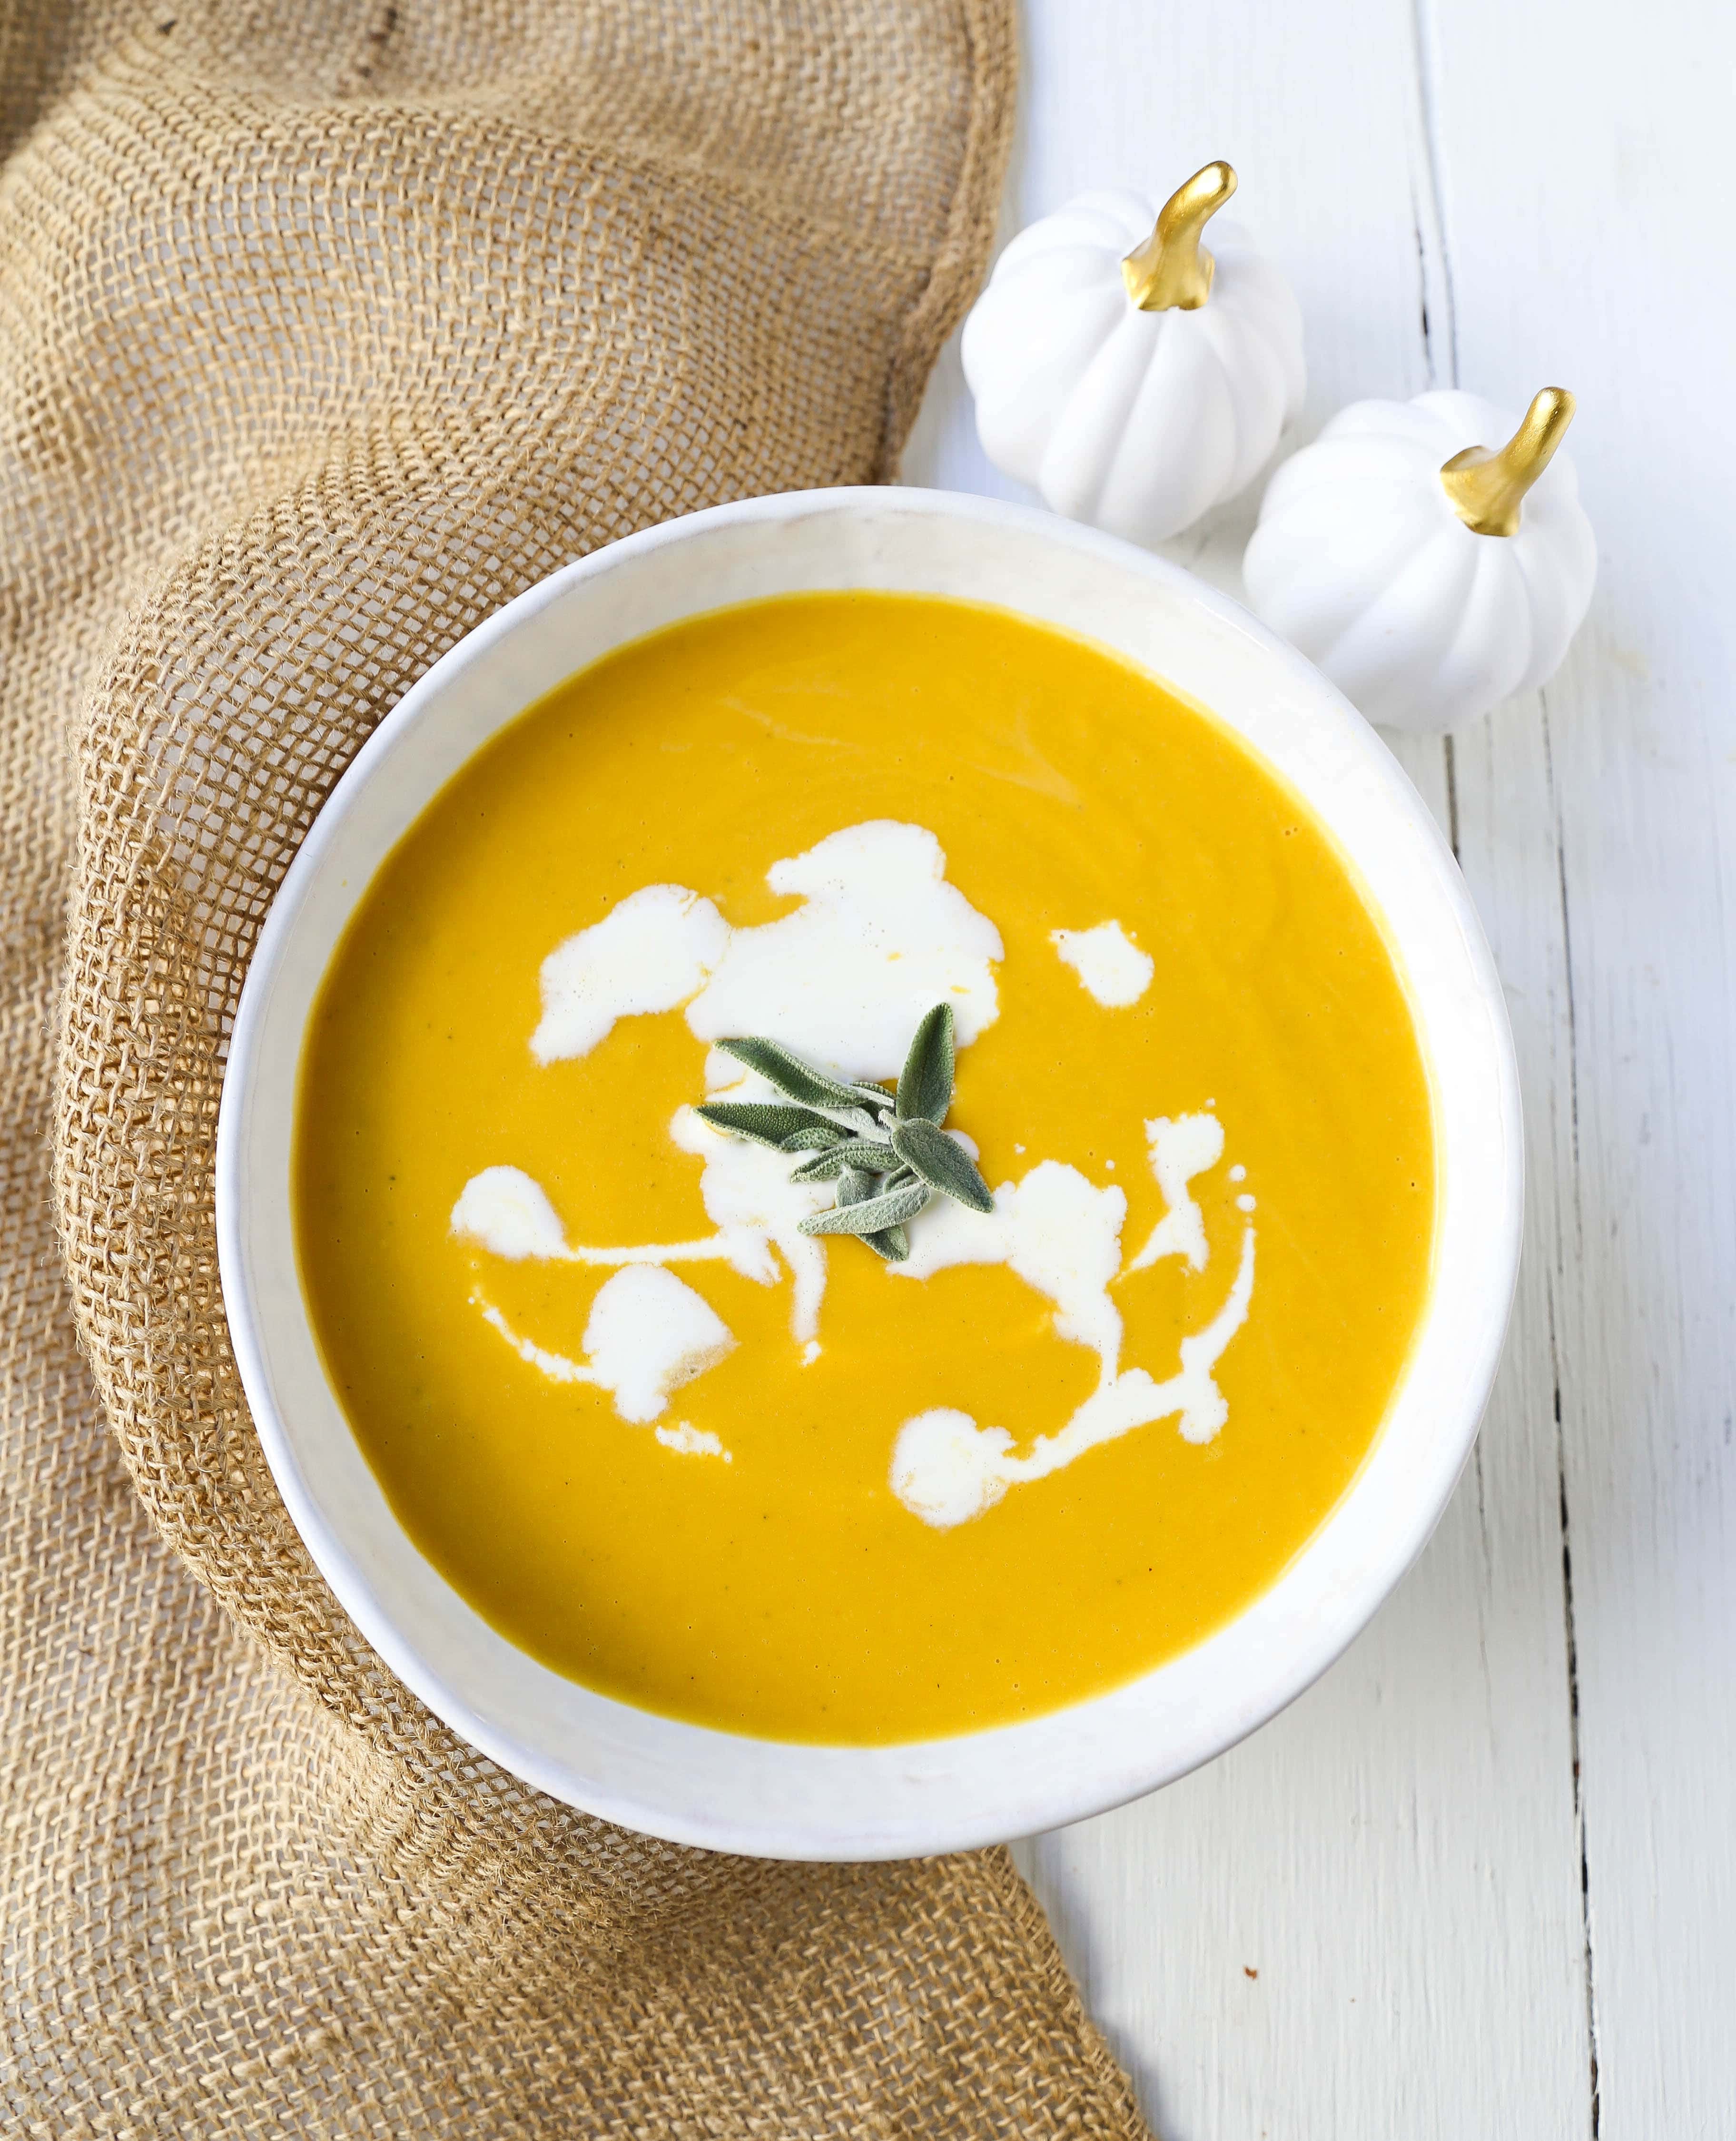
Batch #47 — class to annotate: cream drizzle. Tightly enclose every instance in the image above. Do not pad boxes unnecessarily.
[890,1228,1255,1528]
[1050,918,1155,1006]
[449,819,1258,1515]
[885,1137,1255,1526]
[532,820,1003,1076]
[656,1422,733,1461]
[473,1264,735,1426]
[453,1165,764,1275]
[1124,1113,1224,1273]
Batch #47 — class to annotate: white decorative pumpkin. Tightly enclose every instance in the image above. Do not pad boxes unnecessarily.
[960,162,1305,546]
[1243,387,1597,732]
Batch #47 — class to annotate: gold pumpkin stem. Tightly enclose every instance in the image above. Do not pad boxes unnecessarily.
[1121,161,1237,312]
[1440,388,1577,537]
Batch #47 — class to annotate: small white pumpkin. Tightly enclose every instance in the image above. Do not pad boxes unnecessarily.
[960,163,1305,545]
[1243,387,1597,732]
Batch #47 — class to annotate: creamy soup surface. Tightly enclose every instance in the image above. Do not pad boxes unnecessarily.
[295,593,1435,1743]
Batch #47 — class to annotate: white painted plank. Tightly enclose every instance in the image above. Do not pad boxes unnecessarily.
[905,1,1595,2133]
[1423,0,1736,2131]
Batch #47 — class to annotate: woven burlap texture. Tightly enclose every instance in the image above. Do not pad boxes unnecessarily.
[0,1,1157,2134]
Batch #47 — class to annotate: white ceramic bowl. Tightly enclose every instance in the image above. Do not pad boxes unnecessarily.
[217,487,1521,1861]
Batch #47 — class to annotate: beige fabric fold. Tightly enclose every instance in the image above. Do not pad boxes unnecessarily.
[0,2,1154,2132]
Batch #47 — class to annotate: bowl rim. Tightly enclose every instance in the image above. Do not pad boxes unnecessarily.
[216,484,1522,1859]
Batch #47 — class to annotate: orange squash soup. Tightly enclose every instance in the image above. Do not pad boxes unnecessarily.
[294,592,1434,1743]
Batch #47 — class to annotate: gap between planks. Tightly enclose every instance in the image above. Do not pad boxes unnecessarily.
[1409,0,1598,2121]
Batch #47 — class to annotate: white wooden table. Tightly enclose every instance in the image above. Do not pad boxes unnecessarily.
[905,3,1734,2133]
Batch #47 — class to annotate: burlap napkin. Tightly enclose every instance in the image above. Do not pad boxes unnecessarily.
[0,3,1154,2132]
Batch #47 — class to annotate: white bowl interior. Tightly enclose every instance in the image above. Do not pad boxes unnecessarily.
[217,488,1520,1860]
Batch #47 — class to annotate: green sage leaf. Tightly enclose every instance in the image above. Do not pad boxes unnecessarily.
[824,1138,900,1174]
[889,1117,994,1212]
[896,1002,955,1124]
[788,1148,849,1183]
[799,1177,931,1238]
[715,1036,888,1116]
[795,1145,897,1186]
[700,1008,975,1266]
[788,1149,850,1182]
[695,1101,843,1150]
[836,1165,910,1257]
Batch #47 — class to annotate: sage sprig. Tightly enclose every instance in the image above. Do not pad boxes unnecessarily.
[694,1003,994,1262]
